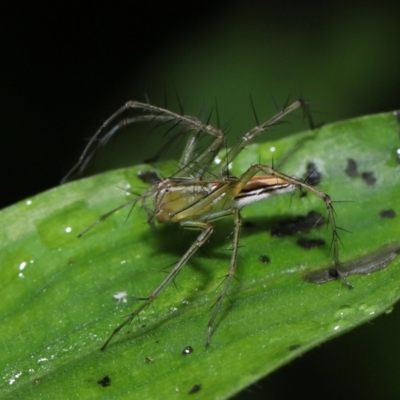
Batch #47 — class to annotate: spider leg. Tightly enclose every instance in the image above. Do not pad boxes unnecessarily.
[237,164,341,268]
[63,101,226,182]
[100,219,213,351]
[77,197,140,238]
[206,208,241,346]
[214,99,311,176]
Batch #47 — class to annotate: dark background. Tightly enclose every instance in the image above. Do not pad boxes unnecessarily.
[1,1,400,399]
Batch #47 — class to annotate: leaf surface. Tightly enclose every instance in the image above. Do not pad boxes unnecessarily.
[1,112,400,399]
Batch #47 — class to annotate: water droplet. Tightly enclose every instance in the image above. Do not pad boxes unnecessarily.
[35,200,87,249]
[182,345,194,355]
[26,199,32,205]
[19,261,27,270]
[363,305,378,316]
[8,371,23,385]
[358,303,378,316]
[358,303,367,311]
[333,305,355,319]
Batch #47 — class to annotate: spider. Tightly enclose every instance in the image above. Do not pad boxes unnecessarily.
[64,98,342,350]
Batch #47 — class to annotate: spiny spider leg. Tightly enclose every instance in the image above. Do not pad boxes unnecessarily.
[206,208,241,346]
[62,101,225,182]
[100,220,214,351]
[235,164,341,268]
[214,99,309,176]
[204,164,341,345]
[63,99,309,183]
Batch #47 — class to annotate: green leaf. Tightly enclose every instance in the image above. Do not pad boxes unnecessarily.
[1,112,400,399]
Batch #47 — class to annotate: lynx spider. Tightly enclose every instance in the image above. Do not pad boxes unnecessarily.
[64,98,343,350]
